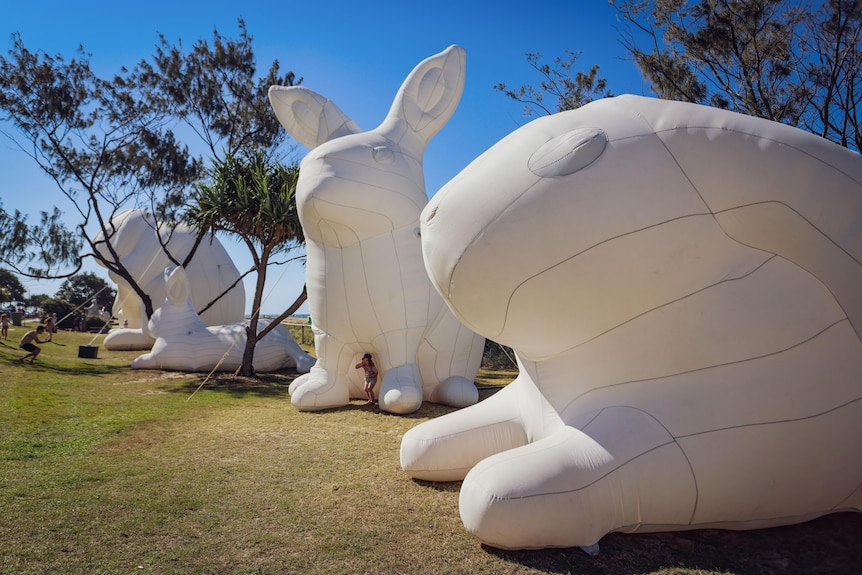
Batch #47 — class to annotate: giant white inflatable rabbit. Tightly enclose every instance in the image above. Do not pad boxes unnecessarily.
[267,45,484,414]
[94,210,245,351]
[401,95,862,550]
[132,265,314,373]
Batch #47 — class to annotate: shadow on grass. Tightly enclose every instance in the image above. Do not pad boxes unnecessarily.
[481,512,862,575]
[301,402,381,415]
[413,478,463,493]
[1,354,141,376]
[270,382,506,418]
[390,385,504,421]
[149,372,506,410]
[161,370,300,398]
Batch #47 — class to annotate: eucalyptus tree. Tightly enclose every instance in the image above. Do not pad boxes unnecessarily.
[55,272,116,309]
[612,0,862,150]
[187,149,305,377]
[499,1,861,151]
[0,268,25,305]
[494,49,613,117]
[799,0,862,150]
[0,19,300,319]
[132,19,298,177]
[0,34,191,295]
[615,0,809,122]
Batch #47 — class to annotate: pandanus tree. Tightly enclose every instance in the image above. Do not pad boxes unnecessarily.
[187,148,305,377]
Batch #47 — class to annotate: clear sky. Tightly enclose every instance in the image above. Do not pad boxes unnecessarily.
[1,0,648,315]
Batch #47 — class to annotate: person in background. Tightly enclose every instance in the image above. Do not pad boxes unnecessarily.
[43,314,56,341]
[19,325,48,364]
[1,312,9,340]
[355,353,379,406]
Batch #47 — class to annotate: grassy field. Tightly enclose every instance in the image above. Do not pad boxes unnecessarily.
[1,323,861,575]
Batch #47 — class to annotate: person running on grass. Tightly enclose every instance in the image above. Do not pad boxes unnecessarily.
[19,325,48,364]
[355,353,379,405]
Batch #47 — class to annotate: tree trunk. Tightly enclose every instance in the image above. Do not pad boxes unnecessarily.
[236,324,257,377]
[255,284,307,341]
[235,245,271,377]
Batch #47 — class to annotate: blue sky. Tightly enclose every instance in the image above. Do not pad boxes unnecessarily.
[1,0,647,314]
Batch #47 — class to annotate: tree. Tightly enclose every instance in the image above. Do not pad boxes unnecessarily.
[799,0,862,149]
[133,20,298,165]
[495,50,614,117]
[0,268,25,305]
[612,0,862,150]
[0,19,300,319]
[0,32,199,292]
[186,149,306,377]
[0,201,82,281]
[615,0,808,120]
[55,272,116,310]
[23,293,51,315]
[39,297,75,329]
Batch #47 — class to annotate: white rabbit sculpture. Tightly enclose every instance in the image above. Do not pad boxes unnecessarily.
[401,95,862,551]
[267,45,484,414]
[94,209,245,351]
[132,266,315,374]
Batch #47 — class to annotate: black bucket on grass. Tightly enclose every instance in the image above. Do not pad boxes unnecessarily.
[78,345,98,359]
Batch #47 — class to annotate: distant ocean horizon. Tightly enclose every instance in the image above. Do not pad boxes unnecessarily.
[249,313,309,320]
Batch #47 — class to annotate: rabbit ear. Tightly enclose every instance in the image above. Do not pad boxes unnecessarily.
[164,266,190,306]
[268,85,362,149]
[381,45,465,151]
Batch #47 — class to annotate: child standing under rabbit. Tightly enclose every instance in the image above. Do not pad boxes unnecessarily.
[356,353,379,405]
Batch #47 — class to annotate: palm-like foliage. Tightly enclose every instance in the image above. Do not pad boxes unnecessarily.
[187,149,305,377]
[191,149,303,256]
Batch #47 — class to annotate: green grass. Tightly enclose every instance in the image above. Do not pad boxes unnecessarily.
[1,322,860,574]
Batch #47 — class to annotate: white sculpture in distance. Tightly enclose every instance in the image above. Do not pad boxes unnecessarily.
[132,265,315,374]
[93,210,245,350]
[267,45,485,414]
[85,301,111,322]
[400,95,862,551]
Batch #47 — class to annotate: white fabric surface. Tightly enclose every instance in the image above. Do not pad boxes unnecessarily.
[268,45,484,414]
[132,266,314,373]
[94,210,245,350]
[401,95,862,550]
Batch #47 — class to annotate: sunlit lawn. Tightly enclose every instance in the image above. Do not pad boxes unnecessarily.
[1,322,860,575]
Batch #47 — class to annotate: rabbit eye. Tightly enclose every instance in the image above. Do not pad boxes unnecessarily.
[372,146,395,164]
[528,127,607,177]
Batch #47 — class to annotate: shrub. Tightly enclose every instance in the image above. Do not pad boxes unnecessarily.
[482,339,516,371]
